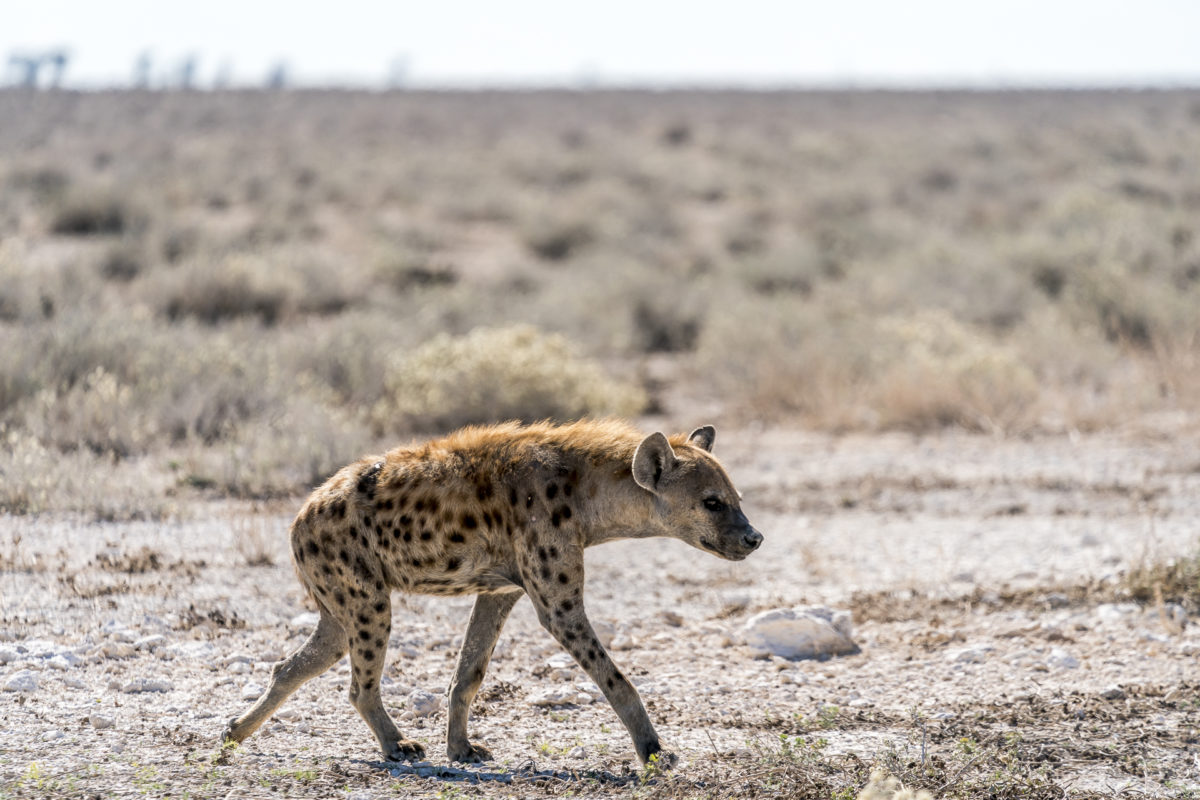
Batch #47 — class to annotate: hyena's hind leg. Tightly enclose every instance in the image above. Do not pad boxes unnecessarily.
[223,608,347,746]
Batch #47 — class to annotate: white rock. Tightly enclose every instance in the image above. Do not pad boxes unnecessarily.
[575,680,604,701]
[529,687,592,707]
[568,745,587,759]
[40,730,64,742]
[122,678,173,693]
[101,642,135,659]
[1096,603,1140,624]
[1047,647,1080,670]
[4,670,39,693]
[741,606,858,660]
[112,630,139,644]
[21,640,60,658]
[0,646,20,663]
[610,634,637,651]
[407,689,441,717]
[241,682,265,700]
[63,677,87,689]
[47,655,72,671]
[223,653,253,667]
[228,661,252,675]
[134,635,166,651]
[274,708,300,721]
[90,713,115,730]
[949,645,994,664]
[546,653,574,670]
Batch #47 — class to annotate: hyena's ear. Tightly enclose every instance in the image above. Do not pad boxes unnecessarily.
[632,432,678,493]
[687,425,716,453]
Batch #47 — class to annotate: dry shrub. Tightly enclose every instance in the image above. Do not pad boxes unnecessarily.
[869,311,1039,432]
[21,366,158,458]
[49,189,138,236]
[374,325,645,433]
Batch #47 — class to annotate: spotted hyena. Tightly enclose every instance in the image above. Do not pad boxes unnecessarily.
[223,419,763,766]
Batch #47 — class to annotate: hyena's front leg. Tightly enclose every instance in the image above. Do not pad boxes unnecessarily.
[525,555,675,767]
[445,591,521,763]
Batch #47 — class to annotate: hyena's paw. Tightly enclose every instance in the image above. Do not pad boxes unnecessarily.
[447,740,494,763]
[383,738,426,762]
[642,746,678,771]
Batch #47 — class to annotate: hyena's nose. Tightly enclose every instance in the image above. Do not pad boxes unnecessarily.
[741,528,763,551]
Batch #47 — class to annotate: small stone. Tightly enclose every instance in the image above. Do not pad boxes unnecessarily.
[741,606,858,660]
[1047,647,1079,670]
[90,713,115,730]
[610,634,637,651]
[101,642,135,659]
[134,635,166,651]
[407,689,440,717]
[47,655,72,671]
[949,645,994,664]
[241,682,265,700]
[529,687,590,707]
[0,646,19,663]
[274,708,300,721]
[63,677,87,689]
[1100,685,1125,700]
[113,630,139,644]
[3,670,38,693]
[660,610,684,627]
[228,661,252,675]
[568,745,587,759]
[546,653,574,670]
[591,620,616,648]
[122,678,174,693]
[39,730,64,742]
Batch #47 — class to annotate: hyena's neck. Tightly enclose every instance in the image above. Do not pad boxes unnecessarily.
[567,452,662,548]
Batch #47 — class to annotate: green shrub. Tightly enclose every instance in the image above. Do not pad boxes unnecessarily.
[374,325,645,433]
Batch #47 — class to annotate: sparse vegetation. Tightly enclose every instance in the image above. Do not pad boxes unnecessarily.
[0,88,1197,514]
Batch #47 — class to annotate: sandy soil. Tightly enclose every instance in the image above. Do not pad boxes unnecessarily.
[2,428,1199,798]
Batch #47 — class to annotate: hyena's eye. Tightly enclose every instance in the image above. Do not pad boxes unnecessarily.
[703,497,725,512]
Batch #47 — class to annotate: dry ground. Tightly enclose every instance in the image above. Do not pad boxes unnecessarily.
[3,427,1199,799]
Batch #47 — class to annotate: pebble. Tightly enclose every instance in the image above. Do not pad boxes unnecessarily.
[741,606,858,660]
[241,682,265,700]
[407,689,441,717]
[39,730,64,742]
[134,635,166,651]
[122,678,174,693]
[228,661,252,675]
[591,620,616,648]
[274,708,300,721]
[47,655,73,671]
[529,687,593,707]
[949,645,994,664]
[1047,647,1080,670]
[1101,685,1125,700]
[63,677,87,689]
[0,646,19,664]
[568,745,587,759]
[290,612,321,629]
[101,642,135,659]
[90,713,115,730]
[4,670,39,693]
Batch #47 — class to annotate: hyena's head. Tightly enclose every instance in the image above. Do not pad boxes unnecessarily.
[632,425,763,561]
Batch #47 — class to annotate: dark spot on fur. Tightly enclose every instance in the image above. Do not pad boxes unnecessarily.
[561,599,574,613]
[551,510,561,527]
[564,483,573,497]
[338,550,349,564]
[306,541,319,556]
[588,648,597,660]
[559,505,572,521]
[549,546,558,558]
[374,601,387,613]
[606,677,614,689]
[449,532,465,544]
[540,566,550,580]
[334,592,346,606]
[427,497,440,513]
[375,638,384,649]
[446,557,460,571]
[420,530,432,541]
[379,498,394,510]
[403,531,412,543]
[399,514,412,527]
[332,500,346,519]
[546,484,558,500]
[349,527,358,542]
[509,488,518,506]
[362,649,375,661]
[476,481,493,501]
[525,495,534,509]
[558,572,569,584]
[537,547,548,562]
[375,580,384,591]
[462,513,477,530]
[358,630,370,641]
[414,499,425,512]
[564,630,576,641]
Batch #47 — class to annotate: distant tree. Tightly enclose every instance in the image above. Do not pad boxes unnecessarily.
[46,50,69,88]
[134,52,152,88]
[179,55,198,89]
[266,61,288,90]
[7,54,41,87]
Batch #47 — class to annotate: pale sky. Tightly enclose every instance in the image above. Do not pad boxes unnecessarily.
[4,0,1199,88]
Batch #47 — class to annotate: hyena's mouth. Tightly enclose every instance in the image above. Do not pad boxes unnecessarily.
[699,538,722,554]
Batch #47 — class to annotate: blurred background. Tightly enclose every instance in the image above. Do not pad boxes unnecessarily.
[2,1,1199,518]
